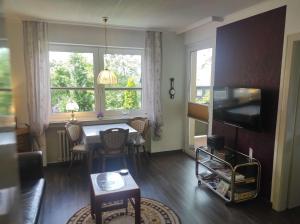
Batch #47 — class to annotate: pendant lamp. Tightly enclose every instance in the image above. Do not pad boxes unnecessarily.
[97,17,117,85]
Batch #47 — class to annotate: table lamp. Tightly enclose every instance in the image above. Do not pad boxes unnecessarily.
[66,101,79,121]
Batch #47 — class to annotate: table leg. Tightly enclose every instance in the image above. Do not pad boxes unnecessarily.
[88,147,94,173]
[96,211,102,224]
[134,193,141,224]
[90,185,95,219]
[129,144,138,176]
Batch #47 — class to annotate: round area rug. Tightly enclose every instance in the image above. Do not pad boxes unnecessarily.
[66,198,181,224]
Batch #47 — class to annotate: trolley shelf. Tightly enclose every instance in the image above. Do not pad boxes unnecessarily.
[196,146,261,203]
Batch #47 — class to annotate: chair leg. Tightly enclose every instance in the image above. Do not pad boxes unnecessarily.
[135,146,142,168]
[142,145,148,158]
[84,153,90,173]
[68,152,76,174]
[130,150,138,176]
[86,149,91,174]
[128,144,133,156]
[124,198,128,214]
[136,145,141,160]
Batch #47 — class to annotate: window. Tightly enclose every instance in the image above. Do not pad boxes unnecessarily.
[49,45,144,119]
[0,43,13,116]
[195,48,212,105]
[188,47,213,151]
[49,50,95,113]
[104,53,142,111]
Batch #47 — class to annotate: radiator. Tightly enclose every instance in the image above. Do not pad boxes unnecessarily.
[57,130,71,162]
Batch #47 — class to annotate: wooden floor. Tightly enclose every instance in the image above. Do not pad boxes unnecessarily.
[39,151,300,224]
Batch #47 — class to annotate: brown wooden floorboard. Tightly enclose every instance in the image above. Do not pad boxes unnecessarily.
[38,151,300,224]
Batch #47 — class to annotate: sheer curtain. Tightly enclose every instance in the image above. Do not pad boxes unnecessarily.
[144,31,163,139]
[23,21,50,165]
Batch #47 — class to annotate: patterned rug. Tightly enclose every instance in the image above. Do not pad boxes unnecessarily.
[67,198,181,224]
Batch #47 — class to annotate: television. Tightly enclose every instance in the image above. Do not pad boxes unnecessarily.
[213,87,262,131]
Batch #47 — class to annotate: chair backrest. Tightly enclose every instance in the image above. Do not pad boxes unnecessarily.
[65,123,82,145]
[129,117,149,138]
[100,128,129,155]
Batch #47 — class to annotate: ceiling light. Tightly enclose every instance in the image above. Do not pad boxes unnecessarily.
[97,17,117,85]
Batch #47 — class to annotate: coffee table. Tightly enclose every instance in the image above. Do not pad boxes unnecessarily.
[90,172,141,224]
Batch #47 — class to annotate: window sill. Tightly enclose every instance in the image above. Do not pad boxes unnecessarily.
[189,102,209,107]
[48,114,147,128]
[0,115,16,131]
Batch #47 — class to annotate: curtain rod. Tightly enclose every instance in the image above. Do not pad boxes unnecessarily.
[49,42,144,50]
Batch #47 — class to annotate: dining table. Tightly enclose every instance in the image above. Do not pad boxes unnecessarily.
[82,123,139,172]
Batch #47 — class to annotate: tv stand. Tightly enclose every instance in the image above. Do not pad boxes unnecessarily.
[196,146,261,203]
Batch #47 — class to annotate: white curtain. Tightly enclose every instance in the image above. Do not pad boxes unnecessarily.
[144,31,163,140]
[23,21,50,165]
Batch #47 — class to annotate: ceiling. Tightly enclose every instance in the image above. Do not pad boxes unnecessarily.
[4,0,267,32]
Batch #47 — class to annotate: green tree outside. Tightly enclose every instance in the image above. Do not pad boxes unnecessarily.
[50,52,141,113]
[50,53,94,112]
[123,78,138,109]
[195,88,210,105]
[104,54,141,110]
[0,48,13,115]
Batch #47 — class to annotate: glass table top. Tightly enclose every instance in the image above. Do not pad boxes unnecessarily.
[96,172,125,191]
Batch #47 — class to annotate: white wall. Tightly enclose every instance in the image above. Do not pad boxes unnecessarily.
[182,0,300,211]
[48,23,145,48]
[151,32,185,152]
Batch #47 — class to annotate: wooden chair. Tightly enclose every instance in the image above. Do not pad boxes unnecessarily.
[98,128,129,172]
[65,123,88,173]
[129,117,150,158]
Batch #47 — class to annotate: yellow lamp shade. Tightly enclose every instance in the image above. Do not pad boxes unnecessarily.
[97,69,117,85]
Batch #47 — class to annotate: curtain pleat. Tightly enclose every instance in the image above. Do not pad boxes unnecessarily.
[23,21,50,165]
[144,31,163,140]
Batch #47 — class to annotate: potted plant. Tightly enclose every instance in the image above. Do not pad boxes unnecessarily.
[96,111,104,120]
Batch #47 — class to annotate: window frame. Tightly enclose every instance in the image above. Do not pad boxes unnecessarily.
[191,48,213,107]
[49,44,145,121]
[0,39,15,127]
[99,47,144,117]
[0,39,11,94]
[49,44,99,121]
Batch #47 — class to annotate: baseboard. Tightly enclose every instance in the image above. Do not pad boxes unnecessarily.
[149,149,183,156]
[46,149,185,165]
[46,161,70,166]
[184,149,196,159]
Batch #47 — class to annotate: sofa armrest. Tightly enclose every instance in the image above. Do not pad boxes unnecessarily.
[18,151,44,182]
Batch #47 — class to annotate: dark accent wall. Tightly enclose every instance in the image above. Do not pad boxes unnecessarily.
[213,6,286,198]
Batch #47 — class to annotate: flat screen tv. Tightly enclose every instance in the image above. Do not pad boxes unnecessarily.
[213,87,262,131]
